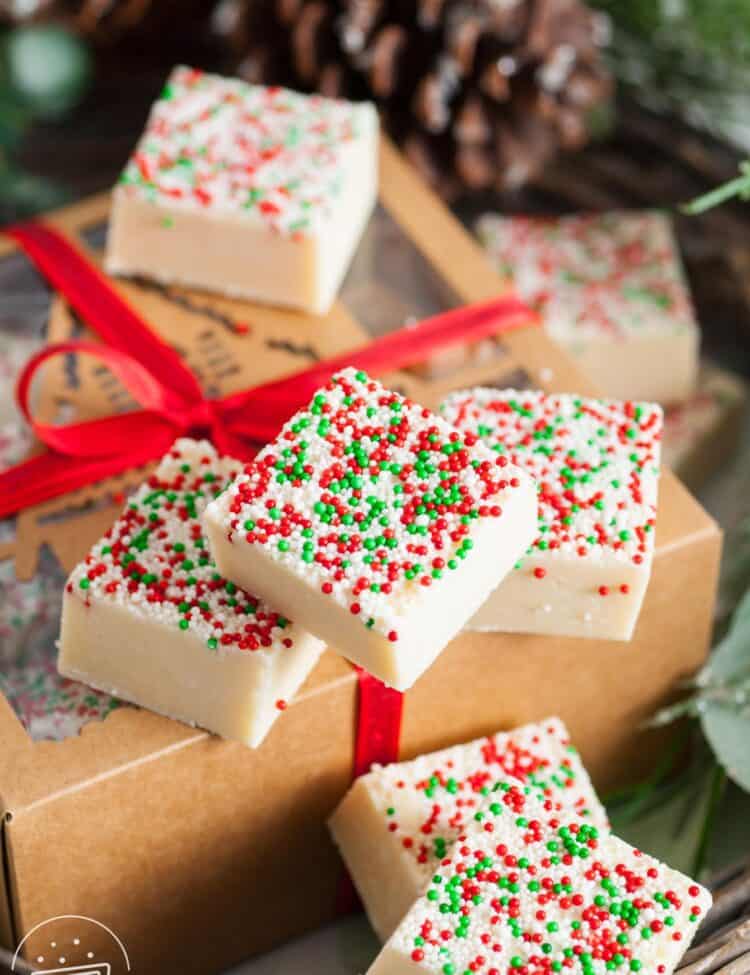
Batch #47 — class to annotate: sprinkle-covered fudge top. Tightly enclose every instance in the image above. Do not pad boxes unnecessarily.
[477,212,698,343]
[361,718,607,884]
[66,439,307,656]
[440,390,662,567]
[210,368,534,643]
[388,780,711,975]
[117,65,376,235]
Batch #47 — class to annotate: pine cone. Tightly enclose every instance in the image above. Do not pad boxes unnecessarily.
[218,0,611,197]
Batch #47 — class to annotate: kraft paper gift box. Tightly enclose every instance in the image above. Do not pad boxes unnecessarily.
[0,139,721,975]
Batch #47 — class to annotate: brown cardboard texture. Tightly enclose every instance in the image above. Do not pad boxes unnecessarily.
[0,137,721,974]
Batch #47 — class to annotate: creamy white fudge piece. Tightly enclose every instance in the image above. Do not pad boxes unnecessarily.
[329,717,607,941]
[204,368,537,691]
[368,778,711,975]
[477,211,700,405]
[106,65,378,315]
[441,389,663,641]
[58,439,324,747]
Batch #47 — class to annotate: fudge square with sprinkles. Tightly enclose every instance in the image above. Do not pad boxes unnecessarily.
[476,211,700,406]
[367,779,711,975]
[440,390,663,642]
[58,439,325,748]
[204,368,538,691]
[105,65,379,314]
[329,718,608,941]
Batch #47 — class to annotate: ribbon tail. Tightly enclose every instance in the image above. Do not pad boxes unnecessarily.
[0,433,177,519]
[17,404,183,460]
[353,668,403,777]
[335,668,402,915]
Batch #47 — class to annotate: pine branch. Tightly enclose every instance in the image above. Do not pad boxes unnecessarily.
[590,0,750,63]
[588,1,750,146]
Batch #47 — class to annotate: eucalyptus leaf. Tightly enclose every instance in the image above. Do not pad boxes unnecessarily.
[702,587,750,681]
[702,707,750,790]
[610,759,724,876]
[719,516,750,622]
[700,588,750,790]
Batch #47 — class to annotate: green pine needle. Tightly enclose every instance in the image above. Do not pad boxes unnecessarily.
[682,160,750,214]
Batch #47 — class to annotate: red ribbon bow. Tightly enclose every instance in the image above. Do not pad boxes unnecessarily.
[0,221,536,519]
[1,218,539,837]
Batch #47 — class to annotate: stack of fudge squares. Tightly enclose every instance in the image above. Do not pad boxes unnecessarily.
[58,370,707,974]
[55,64,711,975]
[477,211,746,490]
[330,717,712,975]
[329,718,711,975]
[59,369,664,741]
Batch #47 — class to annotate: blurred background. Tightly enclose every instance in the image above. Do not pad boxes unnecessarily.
[1,0,750,374]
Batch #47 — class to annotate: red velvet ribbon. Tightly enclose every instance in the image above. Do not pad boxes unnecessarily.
[335,667,404,914]
[353,667,404,778]
[0,221,536,520]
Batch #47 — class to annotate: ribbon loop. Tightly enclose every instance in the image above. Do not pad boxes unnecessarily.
[5,221,203,407]
[15,340,186,458]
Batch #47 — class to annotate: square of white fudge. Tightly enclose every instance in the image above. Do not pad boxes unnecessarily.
[105,65,378,315]
[204,368,538,691]
[368,779,711,975]
[58,439,324,748]
[441,389,663,641]
[477,211,700,405]
[329,717,608,941]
